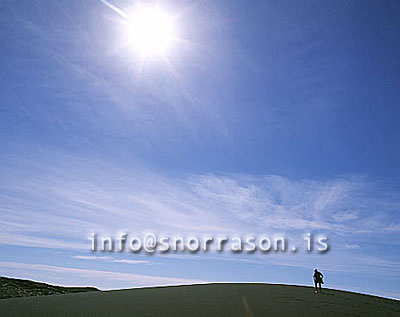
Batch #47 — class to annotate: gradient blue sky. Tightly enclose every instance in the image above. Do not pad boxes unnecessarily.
[1,0,399,299]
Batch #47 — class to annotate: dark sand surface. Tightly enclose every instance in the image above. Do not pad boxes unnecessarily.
[1,283,399,316]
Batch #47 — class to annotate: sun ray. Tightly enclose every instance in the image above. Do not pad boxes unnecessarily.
[100,0,129,19]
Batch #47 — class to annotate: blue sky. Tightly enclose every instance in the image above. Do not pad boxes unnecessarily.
[0,0,399,299]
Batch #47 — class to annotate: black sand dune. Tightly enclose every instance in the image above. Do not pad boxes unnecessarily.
[1,282,399,316]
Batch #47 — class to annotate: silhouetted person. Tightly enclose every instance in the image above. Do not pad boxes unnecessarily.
[313,269,323,293]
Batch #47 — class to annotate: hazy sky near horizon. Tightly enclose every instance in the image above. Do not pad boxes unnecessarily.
[0,0,399,299]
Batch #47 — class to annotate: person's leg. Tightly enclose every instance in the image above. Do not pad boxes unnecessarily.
[319,282,322,293]
[314,281,318,293]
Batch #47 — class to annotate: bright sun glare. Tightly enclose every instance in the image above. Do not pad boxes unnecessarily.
[127,7,176,56]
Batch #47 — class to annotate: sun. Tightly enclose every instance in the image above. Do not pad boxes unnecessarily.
[126,6,176,56]
[102,1,183,68]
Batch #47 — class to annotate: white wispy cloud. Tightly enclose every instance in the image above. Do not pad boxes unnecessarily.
[0,261,204,288]
[73,255,151,265]
[0,157,399,277]
[344,244,361,249]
